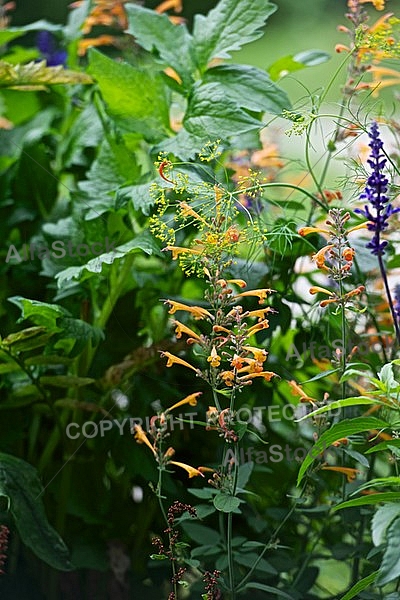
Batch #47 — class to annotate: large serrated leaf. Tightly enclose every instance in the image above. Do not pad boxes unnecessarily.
[55,233,161,286]
[192,0,277,69]
[88,49,170,142]
[184,82,261,139]
[377,516,400,586]
[125,4,195,89]
[0,60,92,90]
[0,453,73,571]
[297,417,389,486]
[203,64,290,113]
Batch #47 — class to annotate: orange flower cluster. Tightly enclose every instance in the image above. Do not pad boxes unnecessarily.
[161,277,277,391]
[299,209,366,309]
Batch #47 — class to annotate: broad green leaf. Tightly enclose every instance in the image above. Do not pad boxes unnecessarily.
[0,60,92,90]
[192,0,277,69]
[378,363,397,391]
[184,82,261,140]
[366,439,400,454]
[116,182,155,216]
[213,492,241,513]
[243,582,293,599]
[8,297,69,329]
[296,397,380,422]
[203,64,291,113]
[297,417,389,486]
[150,554,168,560]
[0,453,73,571]
[125,4,195,89]
[2,326,49,345]
[55,233,161,286]
[0,30,27,45]
[377,516,400,586]
[237,461,254,489]
[351,477,400,494]
[181,521,221,545]
[293,49,331,67]
[340,571,379,600]
[234,552,277,574]
[333,493,400,512]
[372,503,400,546]
[88,49,170,142]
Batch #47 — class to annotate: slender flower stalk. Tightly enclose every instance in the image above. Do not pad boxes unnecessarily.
[355,122,400,346]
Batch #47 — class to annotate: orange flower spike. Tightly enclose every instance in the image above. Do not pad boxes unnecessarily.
[166,392,202,413]
[231,355,244,370]
[220,371,235,386]
[133,424,157,456]
[236,288,275,304]
[309,286,335,297]
[164,446,176,459]
[165,300,213,320]
[160,351,199,373]
[298,226,330,236]
[169,461,205,478]
[173,320,202,343]
[321,465,360,482]
[312,245,335,269]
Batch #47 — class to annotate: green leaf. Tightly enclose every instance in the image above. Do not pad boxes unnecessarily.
[372,503,400,547]
[0,60,92,90]
[268,49,331,81]
[125,4,195,89]
[297,417,389,486]
[377,516,400,586]
[296,397,380,422]
[237,461,254,489]
[213,493,241,513]
[0,453,73,571]
[181,522,221,545]
[0,30,28,45]
[339,571,379,600]
[203,64,290,113]
[333,494,400,511]
[192,0,277,69]
[243,582,293,598]
[184,82,261,139]
[366,439,400,454]
[150,553,168,560]
[8,297,69,329]
[39,376,95,388]
[88,49,170,142]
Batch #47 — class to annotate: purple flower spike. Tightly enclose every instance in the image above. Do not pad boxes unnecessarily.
[355,122,400,256]
[394,285,400,321]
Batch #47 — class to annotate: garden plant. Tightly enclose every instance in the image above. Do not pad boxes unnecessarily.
[0,0,400,598]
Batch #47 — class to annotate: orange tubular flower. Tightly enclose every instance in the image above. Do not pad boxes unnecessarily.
[164,246,201,260]
[166,392,202,413]
[239,371,276,382]
[226,279,247,288]
[246,320,270,337]
[298,226,330,236]
[235,288,274,304]
[173,320,202,343]
[160,351,199,373]
[309,286,335,297]
[312,245,335,269]
[288,380,317,404]
[155,0,182,13]
[342,247,356,261]
[321,465,360,482]
[179,202,208,225]
[133,424,157,456]
[169,461,205,478]
[242,346,268,363]
[247,307,275,321]
[207,346,221,368]
[165,300,213,320]
[220,370,235,387]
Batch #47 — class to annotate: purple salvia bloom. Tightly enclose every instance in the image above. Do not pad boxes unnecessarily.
[355,122,400,256]
[36,31,67,67]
